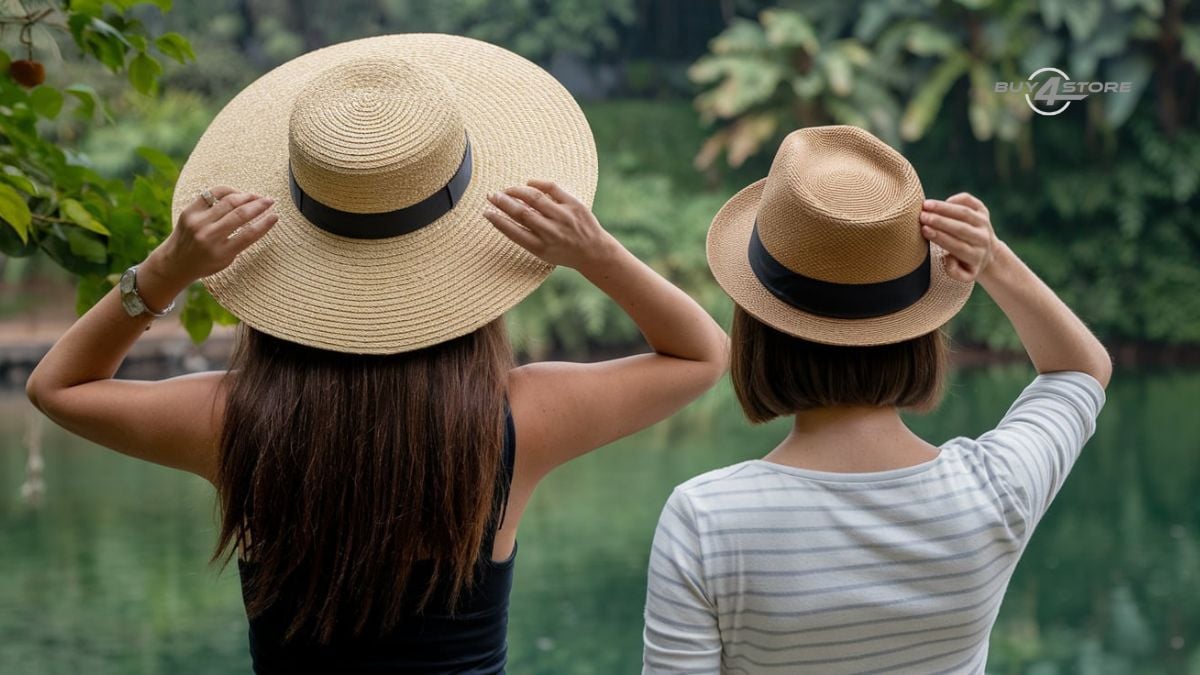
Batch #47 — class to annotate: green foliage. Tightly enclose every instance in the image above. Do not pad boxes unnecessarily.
[0,1,233,341]
[691,0,1188,165]
[687,0,1200,349]
[378,0,637,62]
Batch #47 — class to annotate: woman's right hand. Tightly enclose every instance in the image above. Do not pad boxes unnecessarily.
[483,180,619,271]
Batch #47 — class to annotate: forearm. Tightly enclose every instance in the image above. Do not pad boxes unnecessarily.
[578,237,727,365]
[26,249,191,404]
[979,241,1112,386]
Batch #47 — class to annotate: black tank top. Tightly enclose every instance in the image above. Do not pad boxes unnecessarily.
[236,409,518,674]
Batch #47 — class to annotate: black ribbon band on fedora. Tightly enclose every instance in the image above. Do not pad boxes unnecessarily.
[748,223,932,319]
[288,136,473,240]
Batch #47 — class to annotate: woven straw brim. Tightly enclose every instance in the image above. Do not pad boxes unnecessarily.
[707,180,974,346]
[172,34,597,354]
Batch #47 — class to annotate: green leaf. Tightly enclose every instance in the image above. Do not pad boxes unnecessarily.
[900,52,970,141]
[87,17,133,47]
[74,275,111,316]
[61,198,111,235]
[70,0,106,16]
[761,10,819,53]
[2,166,38,195]
[66,228,108,264]
[29,86,64,119]
[181,284,215,343]
[136,146,179,180]
[154,32,195,63]
[64,83,99,119]
[905,24,962,57]
[1181,25,1200,70]
[1104,54,1153,128]
[0,49,10,73]
[0,183,32,243]
[710,19,769,55]
[128,52,162,95]
[820,51,854,97]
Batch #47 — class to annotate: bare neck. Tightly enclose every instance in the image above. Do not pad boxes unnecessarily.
[762,406,940,474]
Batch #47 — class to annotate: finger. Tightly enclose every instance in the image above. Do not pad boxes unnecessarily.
[213,197,275,237]
[919,210,987,246]
[222,213,278,253]
[483,208,541,251]
[503,185,570,223]
[922,223,980,264]
[202,191,260,225]
[944,255,974,283]
[946,192,988,215]
[180,185,239,219]
[923,199,988,233]
[487,191,553,232]
[526,179,583,209]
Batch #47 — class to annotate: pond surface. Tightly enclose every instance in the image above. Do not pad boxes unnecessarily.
[1,365,1197,674]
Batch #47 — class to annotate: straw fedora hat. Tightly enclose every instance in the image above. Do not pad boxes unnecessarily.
[171,34,597,354]
[707,125,973,346]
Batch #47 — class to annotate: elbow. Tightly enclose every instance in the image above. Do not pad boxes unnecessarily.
[701,331,731,387]
[25,371,44,413]
[24,368,61,417]
[1091,346,1114,389]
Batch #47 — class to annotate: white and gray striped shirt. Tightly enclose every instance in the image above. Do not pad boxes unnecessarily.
[643,371,1106,674]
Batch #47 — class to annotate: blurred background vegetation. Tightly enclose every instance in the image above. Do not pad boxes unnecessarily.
[2,2,1199,674]
[1,0,1196,357]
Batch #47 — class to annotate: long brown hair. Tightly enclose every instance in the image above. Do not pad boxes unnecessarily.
[214,319,513,644]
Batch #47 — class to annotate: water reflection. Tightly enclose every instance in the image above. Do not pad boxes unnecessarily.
[1,365,1196,673]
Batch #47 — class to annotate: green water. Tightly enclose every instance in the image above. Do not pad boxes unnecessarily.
[1,365,1198,674]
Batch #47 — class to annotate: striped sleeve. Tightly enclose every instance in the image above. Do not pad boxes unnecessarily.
[643,488,721,674]
[976,371,1106,526]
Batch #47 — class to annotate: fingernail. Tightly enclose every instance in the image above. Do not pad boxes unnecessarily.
[923,199,935,209]
[919,212,929,222]
[264,197,275,205]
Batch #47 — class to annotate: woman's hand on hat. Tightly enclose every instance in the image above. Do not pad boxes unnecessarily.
[483,180,619,270]
[919,193,996,283]
[149,186,279,285]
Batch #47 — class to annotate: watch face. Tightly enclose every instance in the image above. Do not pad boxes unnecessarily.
[119,267,136,294]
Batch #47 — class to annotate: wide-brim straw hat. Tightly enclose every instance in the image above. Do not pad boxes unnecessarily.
[707,125,973,346]
[172,34,597,354]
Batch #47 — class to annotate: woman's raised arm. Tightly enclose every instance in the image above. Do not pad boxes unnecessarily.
[485,180,728,478]
[920,193,1112,388]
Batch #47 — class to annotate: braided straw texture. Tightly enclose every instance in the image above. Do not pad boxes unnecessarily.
[172,34,598,354]
[707,126,973,346]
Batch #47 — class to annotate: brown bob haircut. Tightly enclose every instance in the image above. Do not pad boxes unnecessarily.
[731,305,949,423]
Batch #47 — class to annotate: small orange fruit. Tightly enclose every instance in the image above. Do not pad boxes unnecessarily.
[10,60,46,88]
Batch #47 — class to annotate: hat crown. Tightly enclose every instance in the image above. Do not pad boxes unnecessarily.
[756,126,927,284]
[288,56,467,215]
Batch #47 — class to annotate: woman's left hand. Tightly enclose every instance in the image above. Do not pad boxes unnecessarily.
[148,186,278,287]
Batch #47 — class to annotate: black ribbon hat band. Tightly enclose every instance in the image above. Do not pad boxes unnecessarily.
[289,136,474,240]
[748,223,932,320]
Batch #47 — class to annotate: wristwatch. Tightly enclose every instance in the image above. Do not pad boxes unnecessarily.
[119,264,175,319]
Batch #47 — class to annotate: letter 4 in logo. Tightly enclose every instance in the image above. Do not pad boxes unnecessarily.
[993,68,1133,117]
[1024,67,1087,116]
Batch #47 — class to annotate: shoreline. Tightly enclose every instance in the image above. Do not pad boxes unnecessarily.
[2,321,1197,392]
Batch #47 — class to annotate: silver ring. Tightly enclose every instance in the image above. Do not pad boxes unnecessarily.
[201,189,218,207]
